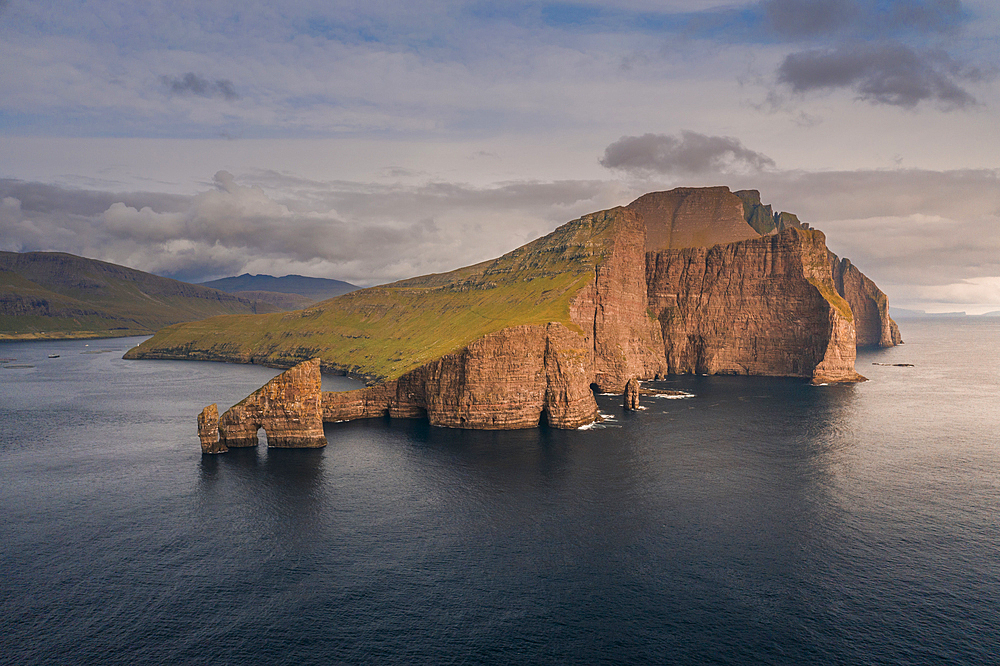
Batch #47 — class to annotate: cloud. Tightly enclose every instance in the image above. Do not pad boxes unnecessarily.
[917,276,1000,305]
[0,171,622,285]
[776,42,985,108]
[762,0,859,38]
[161,73,239,101]
[881,0,964,33]
[761,0,964,39]
[600,131,776,175]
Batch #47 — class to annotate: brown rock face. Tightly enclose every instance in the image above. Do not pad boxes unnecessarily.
[568,208,665,392]
[624,378,640,411]
[323,323,598,429]
[830,255,902,347]
[197,403,225,454]
[646,227,863,383]
[628,187,760,251]
[217,358,327,448]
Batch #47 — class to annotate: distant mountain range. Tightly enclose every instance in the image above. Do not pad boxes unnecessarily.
[199,274,358,307]
[0,251,283,340]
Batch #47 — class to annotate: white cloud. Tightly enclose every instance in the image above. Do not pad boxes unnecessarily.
[917,276,1000,306]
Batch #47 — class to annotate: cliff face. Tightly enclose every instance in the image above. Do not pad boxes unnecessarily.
[732,190,808,235]
[568,208,666,392]
[646,227,863,383]
[734,190,776,236]
[323,323,597,430]
[216,358,327,449]
[628,187,758,251]
[182,186,900,437]
[830,255,902,347]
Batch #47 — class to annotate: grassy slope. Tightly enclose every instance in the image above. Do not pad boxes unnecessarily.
[126,209,624,380]
[0,251,278,339]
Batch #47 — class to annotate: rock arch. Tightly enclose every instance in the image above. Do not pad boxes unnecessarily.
[199,358,327,454]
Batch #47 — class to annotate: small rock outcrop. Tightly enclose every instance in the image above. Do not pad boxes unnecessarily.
[624,378,640,411]
[205,358,327,451]
[197,403,225,454]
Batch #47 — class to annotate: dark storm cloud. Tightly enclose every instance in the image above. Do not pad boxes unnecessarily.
[760,0,963,39]
[776,42,985,108]
[761,0,859,38]
[161,73,240,101]
[599,132,776,176]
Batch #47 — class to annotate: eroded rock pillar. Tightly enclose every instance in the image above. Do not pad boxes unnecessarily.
[198,403,226,454]
[623,378,640,411]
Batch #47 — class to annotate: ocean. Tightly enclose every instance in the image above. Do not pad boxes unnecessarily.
[1,319,998,665]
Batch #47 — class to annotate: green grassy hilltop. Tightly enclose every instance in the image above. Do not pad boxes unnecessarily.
[125,208,626,380]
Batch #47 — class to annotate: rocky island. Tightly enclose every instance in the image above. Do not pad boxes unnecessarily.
[123,187,901,448]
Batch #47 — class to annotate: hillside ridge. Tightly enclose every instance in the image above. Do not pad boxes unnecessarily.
[0,251,278,339]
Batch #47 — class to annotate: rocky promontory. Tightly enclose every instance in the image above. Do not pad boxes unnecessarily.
[126,186,901,439]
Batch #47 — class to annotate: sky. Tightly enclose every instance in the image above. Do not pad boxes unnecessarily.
[1,1,999,313]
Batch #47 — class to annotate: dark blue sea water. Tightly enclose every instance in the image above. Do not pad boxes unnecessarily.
[1,320,998,665]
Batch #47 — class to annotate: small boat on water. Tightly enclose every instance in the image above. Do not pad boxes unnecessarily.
[48,354,60,358]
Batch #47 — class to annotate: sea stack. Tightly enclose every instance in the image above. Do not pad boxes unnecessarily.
[624,378,641,411]
[197,403,225,454]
